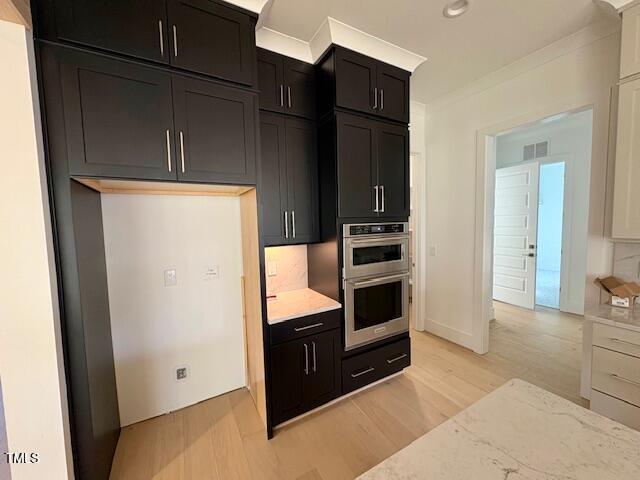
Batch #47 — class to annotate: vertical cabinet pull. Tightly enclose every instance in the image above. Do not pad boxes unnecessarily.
[373,87,378,109]
[279,84,284,107]
[292,210,296,238]
[380,185,385,213]
[303,343,309,375]
[312,341,317,373]
[374,185,379,212]
[287,86,292,108]
[172,25,178,57]
[158,21,164,56]
[284,211,289,239]
[380,89,384,111]
[179,131,185,173]
[165,129,172,172]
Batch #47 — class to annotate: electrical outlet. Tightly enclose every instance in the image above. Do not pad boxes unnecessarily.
[205,265,219,281]
[175,366,188,381]
[164,269,177,287]
[267,261,277,277]
[429,246,437,257]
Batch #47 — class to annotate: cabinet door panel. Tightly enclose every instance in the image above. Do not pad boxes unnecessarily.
[377,63,410,123]
[172,75,256,184]
[167,0,256,85]
[286,118,319,244]
[377,123,409,219]
[53,46,176,180]
[260,113,289,246]
[334,49,377,115]
[337,113,377,218]
[270,339,305,425]
[36,0,168,63]
[284,57,316,119]
[303,330,341,405]
[257,48,285,113]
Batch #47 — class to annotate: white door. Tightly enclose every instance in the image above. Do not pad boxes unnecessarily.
[493,162,539,309]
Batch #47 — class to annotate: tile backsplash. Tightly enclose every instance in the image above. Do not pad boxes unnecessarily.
[613,242,640,282]
[264,245,308,296]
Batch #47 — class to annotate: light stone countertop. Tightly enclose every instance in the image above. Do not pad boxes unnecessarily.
[266,288,341,325]
[358,379,640,480]
[585,303,640,333]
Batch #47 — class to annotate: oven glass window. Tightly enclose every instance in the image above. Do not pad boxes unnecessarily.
[354,280,403,331]
[353,244,402,266]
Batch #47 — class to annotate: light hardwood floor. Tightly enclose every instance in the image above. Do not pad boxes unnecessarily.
[109,302,586,480]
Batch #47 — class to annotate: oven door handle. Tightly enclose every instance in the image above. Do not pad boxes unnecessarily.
[348,237,409,246]
[352,272,410,287]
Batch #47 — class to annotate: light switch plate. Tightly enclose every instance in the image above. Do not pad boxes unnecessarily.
[267,261,277,277]
[164,269,177,287]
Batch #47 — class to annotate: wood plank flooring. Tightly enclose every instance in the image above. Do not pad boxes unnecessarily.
[109,302,585,480]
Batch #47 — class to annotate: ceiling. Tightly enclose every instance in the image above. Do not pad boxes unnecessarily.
[256,0,619,104]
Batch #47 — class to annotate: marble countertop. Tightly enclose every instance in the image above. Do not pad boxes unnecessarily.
[358,379,640,480]
[266,288,341,325]
[585,304,640,333]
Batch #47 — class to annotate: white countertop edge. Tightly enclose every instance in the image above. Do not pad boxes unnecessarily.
[585,313,640,333]
[267,302,342,325]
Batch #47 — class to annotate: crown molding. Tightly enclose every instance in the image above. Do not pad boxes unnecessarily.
[224,0,270,14]
[255,27,314,63]
[597,0,640,12]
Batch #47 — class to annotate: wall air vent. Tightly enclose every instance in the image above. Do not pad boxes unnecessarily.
[535,141,549,158]
[523,141,549,161]
[523,144,535,161]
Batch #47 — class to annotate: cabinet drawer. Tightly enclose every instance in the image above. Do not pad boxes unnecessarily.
[592,346,640,407]
[593,323,640,358]
[270,309,341,346]
[591,389,640,431]
[342,337,410,394]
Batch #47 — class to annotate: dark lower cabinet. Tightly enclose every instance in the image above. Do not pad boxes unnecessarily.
[172,74,257,184]
[270,328,341,425]
[42,44,177,181]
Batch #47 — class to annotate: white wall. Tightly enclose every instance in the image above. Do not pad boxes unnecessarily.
[423,20,620,351]
[0,20,73,480]
[495,110,594,314]
[101,194,246,426]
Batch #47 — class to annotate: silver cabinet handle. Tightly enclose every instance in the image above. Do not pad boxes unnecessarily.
[172,25,178,57]
[287,86,292,108]
[279,84,284,107]
[292,210,296,238]
[179,131,185,173]
[387,353,407,364]
[610,373,640,387]
[351,367,375,378]
[284,211,289,239]
[381,185,385,213]
[165,129,172,172]
[374,185,379,212]
[294,322,324,332]
[303,343,309,375]
[373,87,378,109]
[609,337,640,348]
[158,21,164,56]
[380,88,384,110]
[312,341,317,373]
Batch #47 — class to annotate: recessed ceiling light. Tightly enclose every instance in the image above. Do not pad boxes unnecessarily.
[443,0,470,18]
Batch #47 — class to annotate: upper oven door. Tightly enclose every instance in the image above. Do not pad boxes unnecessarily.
[344,235,409,279]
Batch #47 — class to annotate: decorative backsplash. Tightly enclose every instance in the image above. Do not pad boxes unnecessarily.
[613,242,640,282]
[264,245,308,296]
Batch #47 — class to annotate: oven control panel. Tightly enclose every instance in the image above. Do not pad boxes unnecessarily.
[347,223,407,236]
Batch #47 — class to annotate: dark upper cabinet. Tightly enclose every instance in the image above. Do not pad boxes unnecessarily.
[33,0,257,86]
[257,48,316,119]
[260,113,318,246]
[270,328,341,425]
[45,44,177,181]
[172,74,257,184]
[335,112,409,219]
[34,0,169,63]
[167,0,257,86]
[318,46,410,124]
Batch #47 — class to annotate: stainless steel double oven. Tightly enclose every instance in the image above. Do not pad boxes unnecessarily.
[343,223,410,350]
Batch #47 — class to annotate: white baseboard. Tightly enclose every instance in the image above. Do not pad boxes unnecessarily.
[425,318,475,350]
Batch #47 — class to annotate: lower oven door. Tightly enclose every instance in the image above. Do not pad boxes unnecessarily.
[345,272,410,351]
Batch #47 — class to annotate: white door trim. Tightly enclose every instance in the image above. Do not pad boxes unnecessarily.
[410,151,427,332]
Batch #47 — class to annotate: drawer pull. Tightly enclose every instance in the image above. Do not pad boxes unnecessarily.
[387,353,408,364]
[610,373,640,387]
[609,337,640,348]
[294,322,324,332]
[351,367,375,378]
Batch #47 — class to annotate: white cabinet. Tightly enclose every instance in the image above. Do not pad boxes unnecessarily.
[621,4,640,79]
[612,77,640,239]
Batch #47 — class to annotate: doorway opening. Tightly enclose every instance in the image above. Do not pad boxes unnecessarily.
[491,108,592,314]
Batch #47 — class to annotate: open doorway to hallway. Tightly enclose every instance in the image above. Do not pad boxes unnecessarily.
[492,109,593,314]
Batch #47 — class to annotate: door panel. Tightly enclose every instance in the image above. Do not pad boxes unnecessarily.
[493,162,539,309]
[37,0,168,63]
[377,123,409,218]
[303,330,341,405]
[376,63,410,123]
[270,339,305,424]
[286,118,319,244]
[172,75,256,184]
[257,48,284,113]
[260,113,288,246]
[167,0,256,85]
[336,113,377,218]
[334,49,377,115]
[55,46,177,180]
[284,57,316,119]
